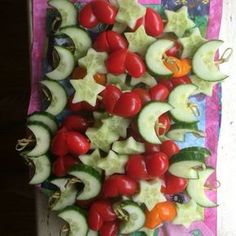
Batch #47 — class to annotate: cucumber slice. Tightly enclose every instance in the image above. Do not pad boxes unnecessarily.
[46,46,75,80]
[145,39,174,77]
[169,152,206,179]
[59,27,92,60]
[130,72,157,88]
[50,178,77,211]
[116,200,145,234]
[137,102,173,144]
[181,147,211,157]
[168,84,199,123]
[87,230,98,236]
[107,74,131,91]
[69,164,102,200]
[41,80,67,116]
[173,200,204,228]
[164,6,195,37]
[190,75,217,96]
[48,0,77,28]
[97,151,128,176]
[166,122,204,142]
[187,168,218,208]
[192,40,228,82]
[112,137,145,155]
[58,206,88,236]
[29,155,51,185]
[26,122,51,157]
[27,111,58,135]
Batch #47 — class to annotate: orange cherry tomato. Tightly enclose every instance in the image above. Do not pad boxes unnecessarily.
[145,205,162,229]
[94,73,107,85]
[164,56,192,78]
[157,201,177,222]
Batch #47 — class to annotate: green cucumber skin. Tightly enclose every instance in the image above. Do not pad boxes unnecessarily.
[180,147,211,157]
[170,152,206,165]
[28,111,58,124]
[57,205,87,217]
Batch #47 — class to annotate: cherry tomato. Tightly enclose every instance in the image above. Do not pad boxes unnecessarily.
[145,143,160,154]
[160,140,180,159]
[126,155,149,180]
[156,201,177,222]
[150,84,169,101]
[52,155,78,177]
[125,52,146,78]
[145,206,162,229]
[113,92,142,118]
[132,88,151,105]
[72,67,87,80]
[145,152,169,178]
[99,221,119,236]
[102,84,121,113]
[158,79,174,92]
[106,49,128,75]
[133,17,144,31]
[165,41,182,57]
[161,172,188,194]
[155,113,171,136]
[170,75,192,87]
[63,115,92,133]
[94,31,110,52]
[102,175,138,198]
[91,1,117,25]
[51,128,68,157]
[94,73,107,85]
[129,121,145,142]
[66,131,90,155]
[79,3,99,29]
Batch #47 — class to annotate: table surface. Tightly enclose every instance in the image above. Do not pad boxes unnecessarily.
[36,1,236,235]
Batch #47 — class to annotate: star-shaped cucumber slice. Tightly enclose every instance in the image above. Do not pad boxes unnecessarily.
[79,149,102,171]
[70,74,105,106]
[179,27,207,58]
[133,180,166,211]
[97,150,128,176]
[130,72,157,88]
[79,48,107,76]
[112,137,145,155]
[164,6,195,37]
[125,26,156,56]
[116,0,146,29]
[173,200,204,228]
[107,74,131,91]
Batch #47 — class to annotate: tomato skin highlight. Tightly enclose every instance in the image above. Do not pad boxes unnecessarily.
[160,140,180,159]
[94,32,110,52]
[145,143,160,154]
[150,84,170,101]
[132,88,151,105]
[113,92,142,118]
[158,79,174,92]
[99,221,119,236]
[106,31,128,52]
[170,75,192,87]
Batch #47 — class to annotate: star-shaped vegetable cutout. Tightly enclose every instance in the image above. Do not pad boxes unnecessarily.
[179,27,207,58]
[70,74,105,106]
[79,48,108,76]
[133,180,166,210]
[164,6,195,37]
[79,149,102,171]
[130,72,157,88]
[97,150,128,176]
[125,26,156,56]
[116,0,146,29]
[173,200,204,228]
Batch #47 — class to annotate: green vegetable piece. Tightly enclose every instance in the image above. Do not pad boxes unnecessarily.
[130,72,157,88]
[164,6,195,37]
[112,137,145,154]
[107,74,131,91]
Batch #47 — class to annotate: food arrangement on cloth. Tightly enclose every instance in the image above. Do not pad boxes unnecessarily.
[16,0,232,235]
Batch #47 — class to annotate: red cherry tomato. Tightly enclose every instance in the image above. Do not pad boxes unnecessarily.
[102,84,122,113]
[133,17,144,31]
[132,88,151,105]
[166,41,182,57]
[125,52,146,78]
[145,152,169,178]
[99,221,119,236]
[63,115,92,133]
[155,113,171,136]
[161,172,188,194]
[170,76,192,87]
[51,128,68,157]
[126,155,149,180]
[102,175,138,198]
[145,143,160,154]
[106,49,128,75]
[160,140,180,159]
[129,121,145,142]
[66,131,90,155]
[144,8,164,37]
[113,92,142,118]
[150,84,170,101]
[79,3,99,29]
[91,0,117,25]
[158,79,174,92]
[94,31,110,52]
